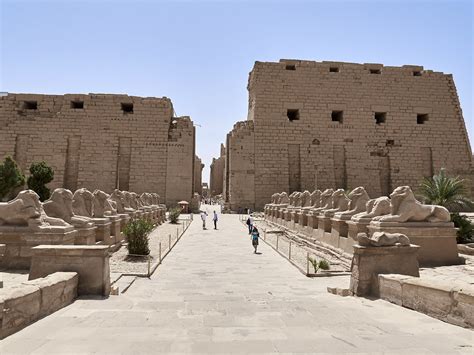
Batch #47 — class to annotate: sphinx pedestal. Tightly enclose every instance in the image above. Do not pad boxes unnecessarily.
[368,221,462,267]
[30,245,110,296]
[74,225,97,245]
[347,218,372,241]
[91,218,113,245]
[117,213,130,233]
[317,215,333,240]
[330,216,357,253]
[0,226,77,269]
[107,215,123,244]
[350,244,420,297]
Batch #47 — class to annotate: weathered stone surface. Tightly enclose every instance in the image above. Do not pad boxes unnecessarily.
[0,272,77,339]
[220,60,474,210]
[0,94,197,207]
[29,245,110,296]
[378,274,474,328]
[350,244,420,297]
[368,221,461,266]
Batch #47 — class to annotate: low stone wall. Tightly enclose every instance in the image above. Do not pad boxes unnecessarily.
[29,245,110,296]
[379,274,474,328]
[0,272,78,339]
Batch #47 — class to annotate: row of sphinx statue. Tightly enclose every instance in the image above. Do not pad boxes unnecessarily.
[0,188,165,231]
[266,185,450,223]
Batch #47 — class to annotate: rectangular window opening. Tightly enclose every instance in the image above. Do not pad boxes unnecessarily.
[329,67,339,73]
[374,112,386,125]
[386,139,395,146]
[287,109,300,121]
[331,110,343,123]
[71,101,84,109]
[23,101,37,110]
[121,103,134,113]
[417,113,429,124]
[413,71,422,77]
[285,64,296,71]
[369,69,381,74]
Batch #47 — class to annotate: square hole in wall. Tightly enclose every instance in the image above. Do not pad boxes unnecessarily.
[386,139,395,146]
[329,67,339,73]
[71,101,84,109]
[121,103,134,113]
[374,112,386,124]
[23,101,37,110]
[287,109,300,121]
[285,64,296,71]
[331,110,343,123]
[413,71,422,76]
[417,113,429,124]
[369,69,381,74]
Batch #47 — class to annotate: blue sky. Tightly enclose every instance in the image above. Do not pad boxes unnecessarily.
[1,0,472,183]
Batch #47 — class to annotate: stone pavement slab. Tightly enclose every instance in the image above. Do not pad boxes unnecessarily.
[0,206,472,354]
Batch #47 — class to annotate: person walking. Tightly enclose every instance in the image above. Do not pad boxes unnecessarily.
[213,210,218,230]
[251,226,259,254]
[200,210,208,230]
[246,215,254,234]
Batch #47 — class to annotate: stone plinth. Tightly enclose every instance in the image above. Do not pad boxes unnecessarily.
[74,226,96,245]
[107,215,123,244]
[0,226,76,269]
[29,245,110,296]
[347,219,371,241]
[118,213,130,231]
[331,216,350,238]
[91,218,113,245]
[368,222,462,267]
[317,215,332,236]
[350,244,420,297]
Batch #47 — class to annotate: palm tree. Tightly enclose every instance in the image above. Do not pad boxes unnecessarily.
[418,168,473,212]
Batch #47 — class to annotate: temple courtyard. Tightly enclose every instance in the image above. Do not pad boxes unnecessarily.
[0,205,472,354]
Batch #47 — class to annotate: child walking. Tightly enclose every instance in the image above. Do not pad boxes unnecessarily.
[251,226,259,254]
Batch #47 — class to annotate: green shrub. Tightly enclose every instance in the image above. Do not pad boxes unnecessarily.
[27,161,54,201]
[123,218,154,255]
[308,256,330,273]
[0,156,25,201]
[419,168,473,212]
[451,213,474,244]
[169,207,181,224]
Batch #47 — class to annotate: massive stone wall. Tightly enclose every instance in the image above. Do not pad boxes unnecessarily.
[193,155,204,196]
[0,93,196,206]
[210,143,225,196]
[224,59,473,210]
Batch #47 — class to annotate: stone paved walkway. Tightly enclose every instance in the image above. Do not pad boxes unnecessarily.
[0,206,472,354]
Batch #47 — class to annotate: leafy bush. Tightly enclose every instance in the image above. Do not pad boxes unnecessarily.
[0,156,25,201]
[451,213,474,244]
[308,256,330,273]
[123,218,154,255]
[419,168,473,212]
[27,161,54,201]
[169,207,181,224]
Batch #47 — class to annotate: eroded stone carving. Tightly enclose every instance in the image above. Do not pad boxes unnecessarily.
[352,196,391,221]
[372,186,450,223]
[357,231,410,247]
[278,192,290,205]
[323,189,350,217]
[72,188,94,217]
[93,190,117,217]
[300,190,312,208]
[43,188,93,228]
[0,190,69,229]
[334,187,370,219]
[109,189,126,213]
[311,189,334,214]
[310,190,322,208]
